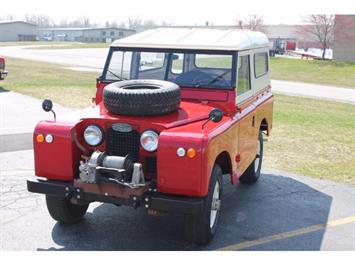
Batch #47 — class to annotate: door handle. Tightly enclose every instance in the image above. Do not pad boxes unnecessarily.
[252,116,255,127]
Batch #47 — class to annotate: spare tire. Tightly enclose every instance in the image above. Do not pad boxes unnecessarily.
[103,79,181,116]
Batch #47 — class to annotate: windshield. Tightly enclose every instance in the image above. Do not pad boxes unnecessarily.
[104,50,235,89]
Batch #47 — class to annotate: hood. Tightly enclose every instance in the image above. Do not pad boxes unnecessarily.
[76,101,215,129]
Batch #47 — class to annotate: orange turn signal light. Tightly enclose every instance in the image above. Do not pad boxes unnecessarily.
[36,134,44,143]
[187,148,196,158]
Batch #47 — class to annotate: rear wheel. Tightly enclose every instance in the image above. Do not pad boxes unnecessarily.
[239,131,264,184]
[46,195,89,224]
[184,164,223,244]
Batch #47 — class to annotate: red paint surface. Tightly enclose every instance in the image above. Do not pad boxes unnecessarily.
[34,121,81,181]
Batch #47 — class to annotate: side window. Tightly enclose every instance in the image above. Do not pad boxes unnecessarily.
[254,52,269,78]
[171,53,183,74]
[139,52,165,71]
[106,51,133,80]
[237,55,250,95]
[195,54,232,69]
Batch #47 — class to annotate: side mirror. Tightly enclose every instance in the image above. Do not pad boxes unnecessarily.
[172,54,179,60]
[209,108,223,123]
[202,108,223,130]
[42,99,53,112]
[42,99,56,121]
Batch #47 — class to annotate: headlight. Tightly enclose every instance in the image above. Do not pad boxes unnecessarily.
[140,130,159,152]
[84,125,103,146]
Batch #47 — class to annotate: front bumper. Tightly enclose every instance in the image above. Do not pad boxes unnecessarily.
[27,178,203,214]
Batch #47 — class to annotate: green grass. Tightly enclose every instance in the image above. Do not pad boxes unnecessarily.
[0,57,97,108]
[1,58,354,184]
[270,57,355,88]
[264,94,355,184]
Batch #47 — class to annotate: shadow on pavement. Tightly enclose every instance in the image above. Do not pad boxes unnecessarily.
[41,172,332,251]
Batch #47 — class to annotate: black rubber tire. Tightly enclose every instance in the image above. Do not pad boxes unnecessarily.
[239,131,264,184]
[103,79,180,116]
[46,195,89,224]
[184,164,223,244]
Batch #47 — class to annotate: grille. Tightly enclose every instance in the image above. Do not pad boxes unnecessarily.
[145,157,157,174]
[106,128,140,162]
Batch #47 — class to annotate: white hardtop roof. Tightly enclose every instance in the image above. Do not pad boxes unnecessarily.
[111,28,269,51]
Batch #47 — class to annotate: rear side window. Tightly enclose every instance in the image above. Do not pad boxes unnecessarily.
[254,52,268,78]
[195,54,232,69]
[237,55,250,95]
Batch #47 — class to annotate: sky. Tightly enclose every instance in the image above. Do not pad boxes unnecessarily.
[1,0,355,26]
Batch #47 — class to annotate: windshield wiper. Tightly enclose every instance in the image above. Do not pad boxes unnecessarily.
[206,70,231,86]
[107,70,126,81]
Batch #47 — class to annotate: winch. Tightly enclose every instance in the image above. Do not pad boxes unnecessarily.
[79,151,145,188]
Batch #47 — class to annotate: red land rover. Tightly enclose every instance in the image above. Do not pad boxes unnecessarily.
[27,28,273,244]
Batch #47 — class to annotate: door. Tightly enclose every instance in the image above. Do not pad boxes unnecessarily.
[235,53,257,174]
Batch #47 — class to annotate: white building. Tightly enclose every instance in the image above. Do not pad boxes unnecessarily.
[0,21,37,41]
[38,27,136,42]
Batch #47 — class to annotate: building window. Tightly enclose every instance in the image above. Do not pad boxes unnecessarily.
[110,31,115,36]
[119,31,124,37]
[101,31,106,37]
[254,52,269,78]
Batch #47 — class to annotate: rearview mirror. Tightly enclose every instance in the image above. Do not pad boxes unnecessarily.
[209,108,223,123]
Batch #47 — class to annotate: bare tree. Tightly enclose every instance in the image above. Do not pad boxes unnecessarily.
[80,16,91,27]
[161,21,173,27]
[104,20,120,28]
[237,15,265,32]
[24,14,54,27]
[1,14,16,21]
[128,16,142,30]
[301,15,335,60]
[142,19,157,29]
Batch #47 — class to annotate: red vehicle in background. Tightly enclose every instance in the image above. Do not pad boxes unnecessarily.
[27,28,273,244]
[0,57,8,80]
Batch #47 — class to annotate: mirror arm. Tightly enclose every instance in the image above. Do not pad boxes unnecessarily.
[51,110,56,121]
[201,119,210,130]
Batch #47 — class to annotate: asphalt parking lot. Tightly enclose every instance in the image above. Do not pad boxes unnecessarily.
[1,147,355,251]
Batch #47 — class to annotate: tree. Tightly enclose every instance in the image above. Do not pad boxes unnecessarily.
[24,14,54,27]
[128,16,142,30]
[142,19,157,29]
[237,15,265,32]
[301,15,335,60]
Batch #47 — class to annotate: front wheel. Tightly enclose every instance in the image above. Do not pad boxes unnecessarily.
[184,164,223,244]
[46,195,89,224]
[239,131,264,184]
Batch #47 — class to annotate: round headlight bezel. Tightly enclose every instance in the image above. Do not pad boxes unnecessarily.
[140,130,159,152]
[83,125,104,146]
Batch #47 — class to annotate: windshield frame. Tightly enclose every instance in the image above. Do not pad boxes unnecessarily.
[101,47,237,90]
